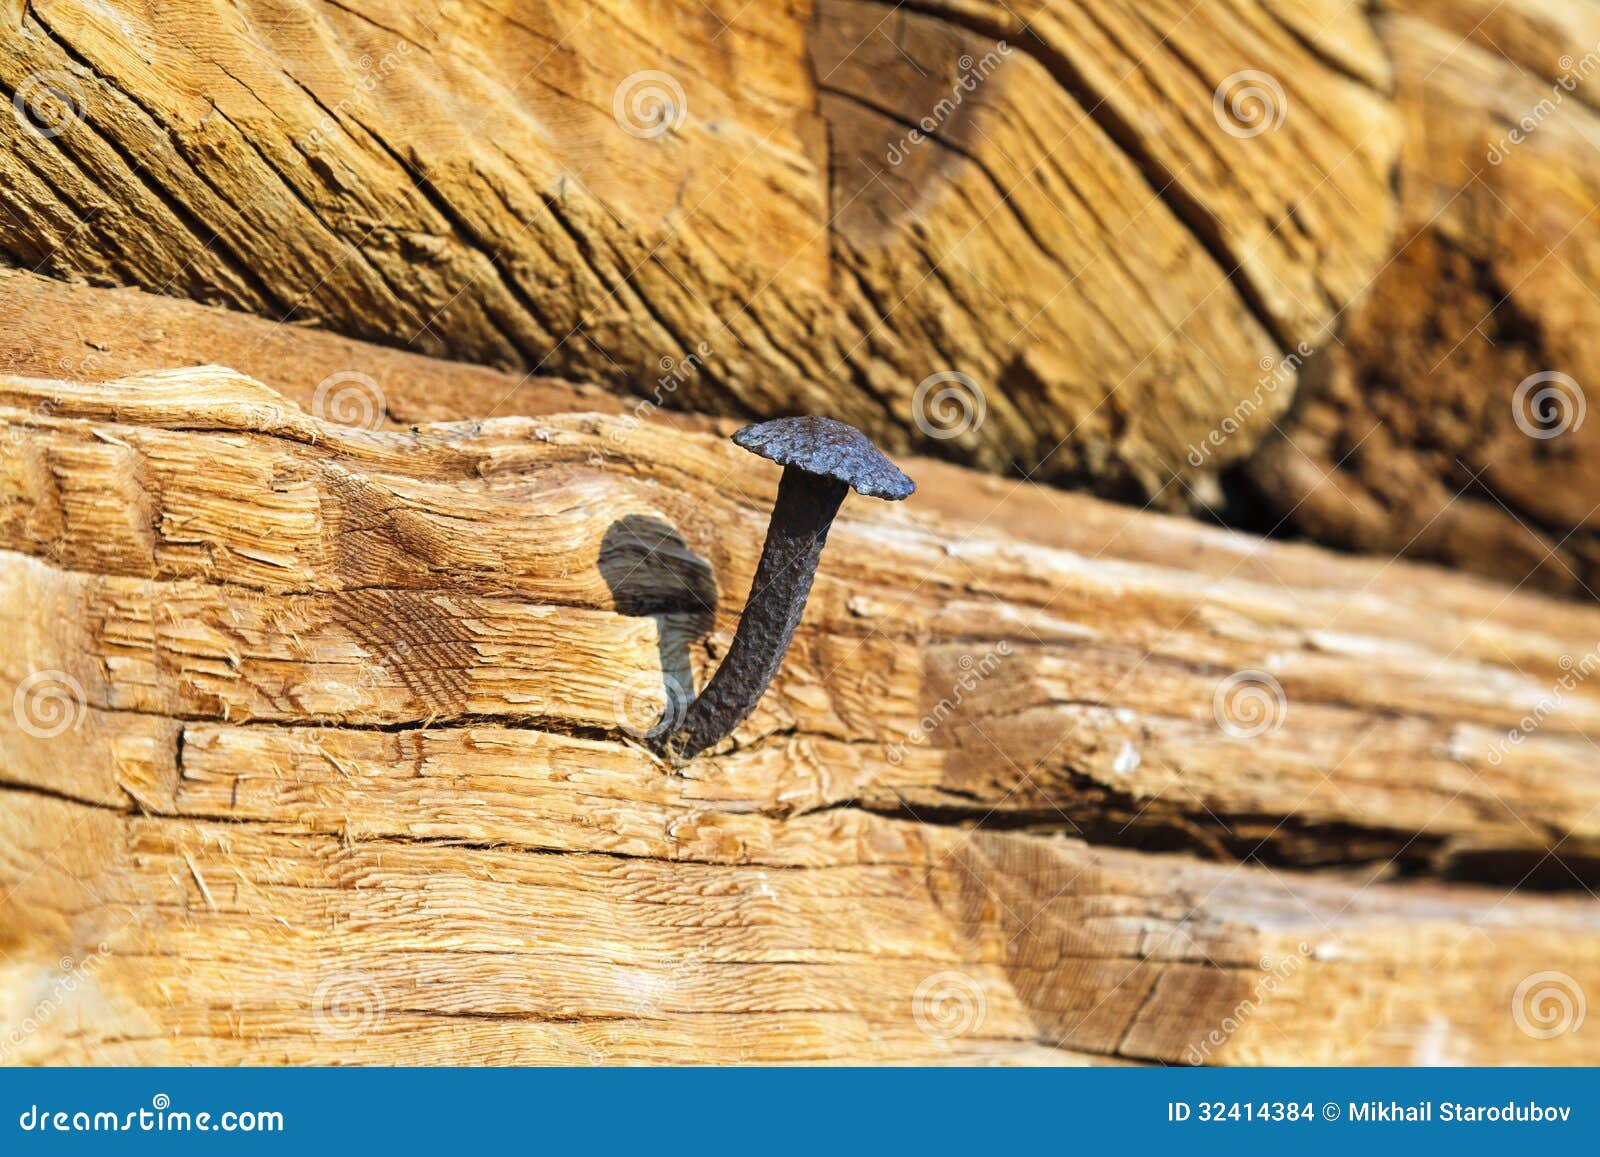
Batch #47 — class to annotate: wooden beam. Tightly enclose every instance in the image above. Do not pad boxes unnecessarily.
[3,365,1598,1063]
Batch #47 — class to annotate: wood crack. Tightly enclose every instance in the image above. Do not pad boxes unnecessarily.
[856,0,1297,350]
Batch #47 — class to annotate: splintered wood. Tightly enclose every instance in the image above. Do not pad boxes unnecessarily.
[3,368,1599,1063]
[3,0,1585,589]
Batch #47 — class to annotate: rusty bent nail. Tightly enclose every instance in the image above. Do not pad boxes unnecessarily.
[653,416,915,763]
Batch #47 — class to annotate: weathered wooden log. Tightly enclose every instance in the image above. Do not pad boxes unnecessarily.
[8,0,1598,590]
[3,363,1599,1063]
[6,789,1598,1065]
[1248,1,1600,595]
[0,0,1399,505]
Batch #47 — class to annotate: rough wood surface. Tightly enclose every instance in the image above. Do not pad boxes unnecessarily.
[6,790,1597,1065]
[5,0,1600,1069]
[1247,1,1600,596]
[7,0,1600,588]
[4,364,1600,1063]
[0,0,1401,506]
[0,267,621,427]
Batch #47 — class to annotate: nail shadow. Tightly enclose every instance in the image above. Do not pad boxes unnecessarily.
[598,515,717,734]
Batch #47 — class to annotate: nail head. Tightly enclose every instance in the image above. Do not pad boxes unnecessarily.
[732,416,915,501]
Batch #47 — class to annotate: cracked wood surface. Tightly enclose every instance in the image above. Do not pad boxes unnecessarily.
[4,788,1598,1065]
[0,0,1400,508]
[3,363,1600,1062]
[1246,1,1600,597]
[6,0,1598,593]
[0,267,624,426]
[6,368,1600,873]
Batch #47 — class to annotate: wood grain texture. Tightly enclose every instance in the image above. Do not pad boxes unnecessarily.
[3,363,1600,1063]
[8,0,1600,599]
[1247,1,1600,596]
[0,266,623,426]
[4,788,1597,1065]
[0,0,1401,508]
